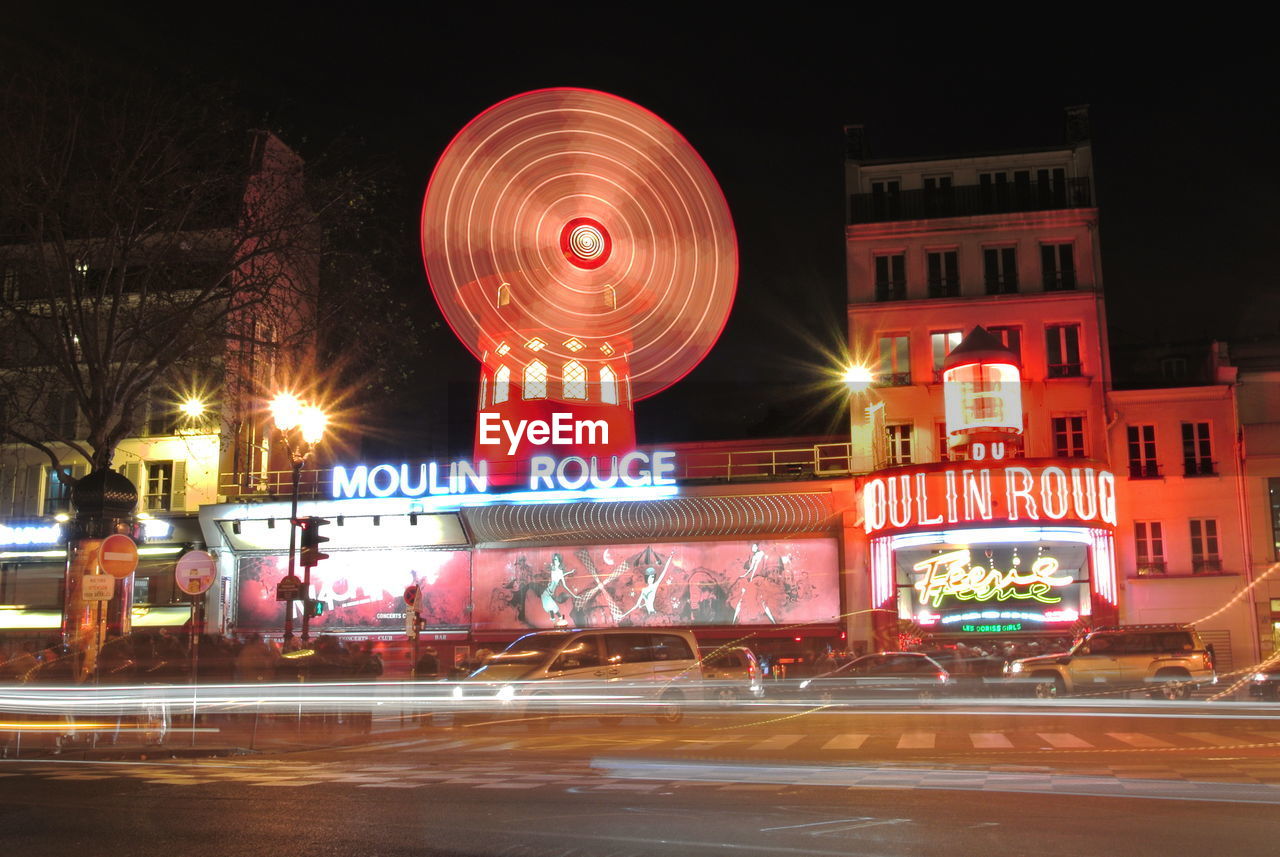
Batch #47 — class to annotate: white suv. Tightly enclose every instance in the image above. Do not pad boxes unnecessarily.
[1007,626,1216,699]
[455,628,703,726]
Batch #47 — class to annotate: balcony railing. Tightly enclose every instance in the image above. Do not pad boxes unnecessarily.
[874,281,907,302]
[1128,462,1162,479]
[850,177,1092,224]
[1184,460,1217,477]
[217,442,863,501]
[1047,362,1084,379]
[1192,558,1223,574]
[1135,562,1167,576]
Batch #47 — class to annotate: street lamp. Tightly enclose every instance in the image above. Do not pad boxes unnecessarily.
[270,392,328,644]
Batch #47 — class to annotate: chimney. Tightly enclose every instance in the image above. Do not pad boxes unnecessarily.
[844,124,870,161]
[1064,105,1091,145]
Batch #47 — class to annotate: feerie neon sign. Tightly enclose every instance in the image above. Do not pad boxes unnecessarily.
[913,548,1073,607]
[863,463,1116,535]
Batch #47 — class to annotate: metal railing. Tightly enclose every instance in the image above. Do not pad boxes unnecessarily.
[850,177,1092,223]
[216,442,859,501]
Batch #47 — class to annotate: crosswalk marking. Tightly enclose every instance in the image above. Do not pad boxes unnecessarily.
[1180,732,1243,746]
[1107,732,1173,748]
[897,732,935,749]
[750,734,804,751]
[1038,733,1093,748]
[821,734,869,750]
[970,733,1013,749]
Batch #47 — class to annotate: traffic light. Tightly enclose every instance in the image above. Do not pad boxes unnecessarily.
[305,598,326,617]
[298,516,330,568]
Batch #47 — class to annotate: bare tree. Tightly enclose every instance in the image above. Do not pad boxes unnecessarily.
[0,59,329,482]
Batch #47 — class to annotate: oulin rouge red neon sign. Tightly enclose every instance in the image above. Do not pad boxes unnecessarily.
[863,462,1117,535]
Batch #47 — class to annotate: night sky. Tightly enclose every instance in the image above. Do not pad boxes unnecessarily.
[8,10,1277,457]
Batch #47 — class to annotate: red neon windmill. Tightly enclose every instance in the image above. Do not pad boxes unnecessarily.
[421,89,738,482]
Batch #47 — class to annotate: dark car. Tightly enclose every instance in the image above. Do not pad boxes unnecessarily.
[787,652,953,702]
[1249,668,1280,700]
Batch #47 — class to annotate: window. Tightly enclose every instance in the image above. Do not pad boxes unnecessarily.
[1051,415,1086,458]
[926,250,959,297]
[936,422,950,463]
[1181,422,1214,476]
[1127,425,1159,478]
[979,171,1012,210]
[523,360,547,399]
[43,467,74,516]
[1269,477,1280,561]
[1161,357,1188,382]
[930,330,962,380]
[45,391,79,439]
[886,424,913,466]
[922,175,953,217]
[562,360,587,400]
[874,253,906,301]
[493,365,510,404]
[1046,324,1082,377]
[600,366,618,405]
[983,247,1018,294]
[144,461,174,512]
[876,335,911,386]
[496,282,511,307]
[1190,519,1221,573]
[145,395,180,437]
[1135,522,1166,575]
[871,179,900,219]
[1036,167,1068,206]
[1,267,18,302]
[1041,243,1076,290]
[987,325,1022,363]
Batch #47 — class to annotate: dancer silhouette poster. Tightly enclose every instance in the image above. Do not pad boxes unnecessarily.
[471,538,839,631]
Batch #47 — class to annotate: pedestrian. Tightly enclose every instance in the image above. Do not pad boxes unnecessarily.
[414,646,439,679]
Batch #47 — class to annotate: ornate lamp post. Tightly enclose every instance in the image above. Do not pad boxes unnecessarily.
[269,393,328,644]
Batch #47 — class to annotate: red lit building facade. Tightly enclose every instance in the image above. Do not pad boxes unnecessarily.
[843,108,1269,671]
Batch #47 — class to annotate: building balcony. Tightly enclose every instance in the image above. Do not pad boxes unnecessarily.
[1135,561,1167,577]
[1192,558,1223,574]
[1128,462,1162,479]
[1183,460,1217,477]
[1047,362,1084,379]
[849,177,1092,224]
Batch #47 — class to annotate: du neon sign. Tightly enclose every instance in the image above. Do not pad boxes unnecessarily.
[331,451,677,500]
[912,548,1073,608]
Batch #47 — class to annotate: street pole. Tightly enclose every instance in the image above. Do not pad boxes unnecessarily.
[283,456,301,646]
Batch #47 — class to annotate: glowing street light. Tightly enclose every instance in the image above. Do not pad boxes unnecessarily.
[842,364,875,394]
[269,392,329,645]
[179,398,206,419]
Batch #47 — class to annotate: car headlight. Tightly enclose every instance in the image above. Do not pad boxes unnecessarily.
[1257,673,1270,682]
[451,685,463,698]
[1010,662,1023,674]
[495,684,516,701]
[799,679,811,689]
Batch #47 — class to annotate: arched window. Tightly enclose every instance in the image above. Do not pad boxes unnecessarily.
[493,365,510,404]
[497,282,511,307]
[600,366,618,404]
[562,360,587,399]
[523,360,547,399]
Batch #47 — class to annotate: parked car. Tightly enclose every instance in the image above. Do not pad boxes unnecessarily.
[454,628,703,727]
[1006,625,1216,699]
[917,649,1008,697]
[1249,667,1280,700]
[784,652,954,702]
[699,646,764,704]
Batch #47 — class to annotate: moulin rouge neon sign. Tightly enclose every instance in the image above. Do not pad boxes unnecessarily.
[913,548,1073,607]
[864,463,1117,535]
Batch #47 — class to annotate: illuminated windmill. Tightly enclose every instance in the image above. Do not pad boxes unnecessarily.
[421,89,738,482]
[941,325,1024,460]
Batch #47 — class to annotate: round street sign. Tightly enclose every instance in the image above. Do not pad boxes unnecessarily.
[99,533,139,579]
[174,550,217,596]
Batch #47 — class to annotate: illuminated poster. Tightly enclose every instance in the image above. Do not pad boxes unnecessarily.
[894,540,1090,632]
[235,550,469,632]
[472,538,839,631]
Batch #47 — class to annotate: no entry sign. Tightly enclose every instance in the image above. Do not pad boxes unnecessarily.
[175,550,216,596]
[99,534,139,579]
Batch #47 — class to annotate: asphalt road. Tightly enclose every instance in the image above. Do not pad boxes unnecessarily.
[3,701,1280,857]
